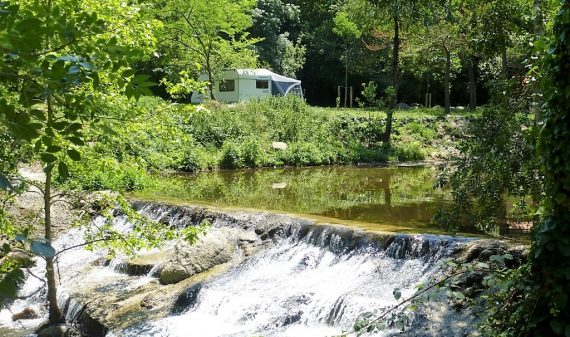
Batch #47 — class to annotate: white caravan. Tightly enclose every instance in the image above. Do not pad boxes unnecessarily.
[191,68,303,104]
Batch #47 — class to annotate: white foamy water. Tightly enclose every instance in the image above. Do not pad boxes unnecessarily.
[115,235,441,337]
[1,204,455,337]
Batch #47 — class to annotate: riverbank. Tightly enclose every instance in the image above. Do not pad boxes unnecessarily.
[57,97,471,192]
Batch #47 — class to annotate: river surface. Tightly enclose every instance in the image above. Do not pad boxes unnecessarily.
[133,166,454,234]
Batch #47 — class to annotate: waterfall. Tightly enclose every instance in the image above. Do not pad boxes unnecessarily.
[0,202,471,337]
[113,233,451,337]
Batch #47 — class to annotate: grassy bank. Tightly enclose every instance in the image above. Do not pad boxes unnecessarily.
[60,96,470,191]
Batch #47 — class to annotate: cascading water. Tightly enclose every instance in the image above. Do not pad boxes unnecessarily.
[0,203,468,337]
[117,235,448,337]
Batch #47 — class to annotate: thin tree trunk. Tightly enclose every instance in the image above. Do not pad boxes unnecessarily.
[444,47,451,114]
[342,43,347,107]
[468,58,477,112]
[391,14,400,90]
[206,56,215,100]
[384,11,399,144]
[45,93,63,325]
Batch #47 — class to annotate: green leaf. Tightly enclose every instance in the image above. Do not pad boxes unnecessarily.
[67,137,85,146]
[393,288,402,301]
[66,123,82,133]
[53,121,69,131]
[0,268,25,299]
[67,149,81,161]
[46,145,62,153]
[122,69,136,78]
[30,109,46,121]
[58,161,69,179]
[30,239,56,258]
[40,153,58,163]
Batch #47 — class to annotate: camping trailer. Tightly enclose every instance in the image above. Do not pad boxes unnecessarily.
[191,68,303,104]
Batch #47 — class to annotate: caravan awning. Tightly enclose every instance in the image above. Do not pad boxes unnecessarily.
[234,69,303,97]
[268,72,302,96]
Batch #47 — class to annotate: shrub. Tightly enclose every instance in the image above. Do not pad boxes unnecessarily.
[392,141,426,161]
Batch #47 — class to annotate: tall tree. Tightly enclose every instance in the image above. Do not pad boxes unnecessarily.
[364,0,439,142]
[250,0,306,78]
[0,0,157,325]
[333,10,362,107]
[157,0,259,100]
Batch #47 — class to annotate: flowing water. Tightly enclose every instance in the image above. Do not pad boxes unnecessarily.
[0,202,469,337]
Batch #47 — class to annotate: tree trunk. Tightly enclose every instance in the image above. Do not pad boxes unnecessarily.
[444,47,451,114]
[344,42,348,108]
[384,11,399,144]
[44,170,62,325]
[45,93,63,325]
[468,58,477,112]
[391,14,400,90]
[206,56,215,100]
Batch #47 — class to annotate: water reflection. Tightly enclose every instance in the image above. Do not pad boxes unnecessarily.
[134,166,452,232]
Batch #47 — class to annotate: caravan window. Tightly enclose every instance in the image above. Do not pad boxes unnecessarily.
[219,80,235,92]
[256,80,269,89]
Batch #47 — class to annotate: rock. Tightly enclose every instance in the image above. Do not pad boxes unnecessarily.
[272,142,288,150]
[140,294,158,309]
[159,229,234,285]
[11,307,38,321]
[37,324,67,337]
[455,106,465,110]
[271,182,287,189]
[396,102,411,110]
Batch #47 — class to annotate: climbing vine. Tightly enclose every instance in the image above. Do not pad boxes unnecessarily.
[527,1,570,335]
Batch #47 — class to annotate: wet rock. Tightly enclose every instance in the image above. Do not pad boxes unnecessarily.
[11,307,38,321]
[37,324,67,337]
[173,283,203,313]
[140,294,158,309]
[283,311,303,325]
[159,229,233,285]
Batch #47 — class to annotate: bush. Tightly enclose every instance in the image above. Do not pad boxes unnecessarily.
[392,141,426,161]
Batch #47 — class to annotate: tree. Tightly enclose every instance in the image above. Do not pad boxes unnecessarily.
[364,0,439,142]
[0,0,162,326]
[157,0,259,100]
[333,10,362,107]
[250,0,306,78]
